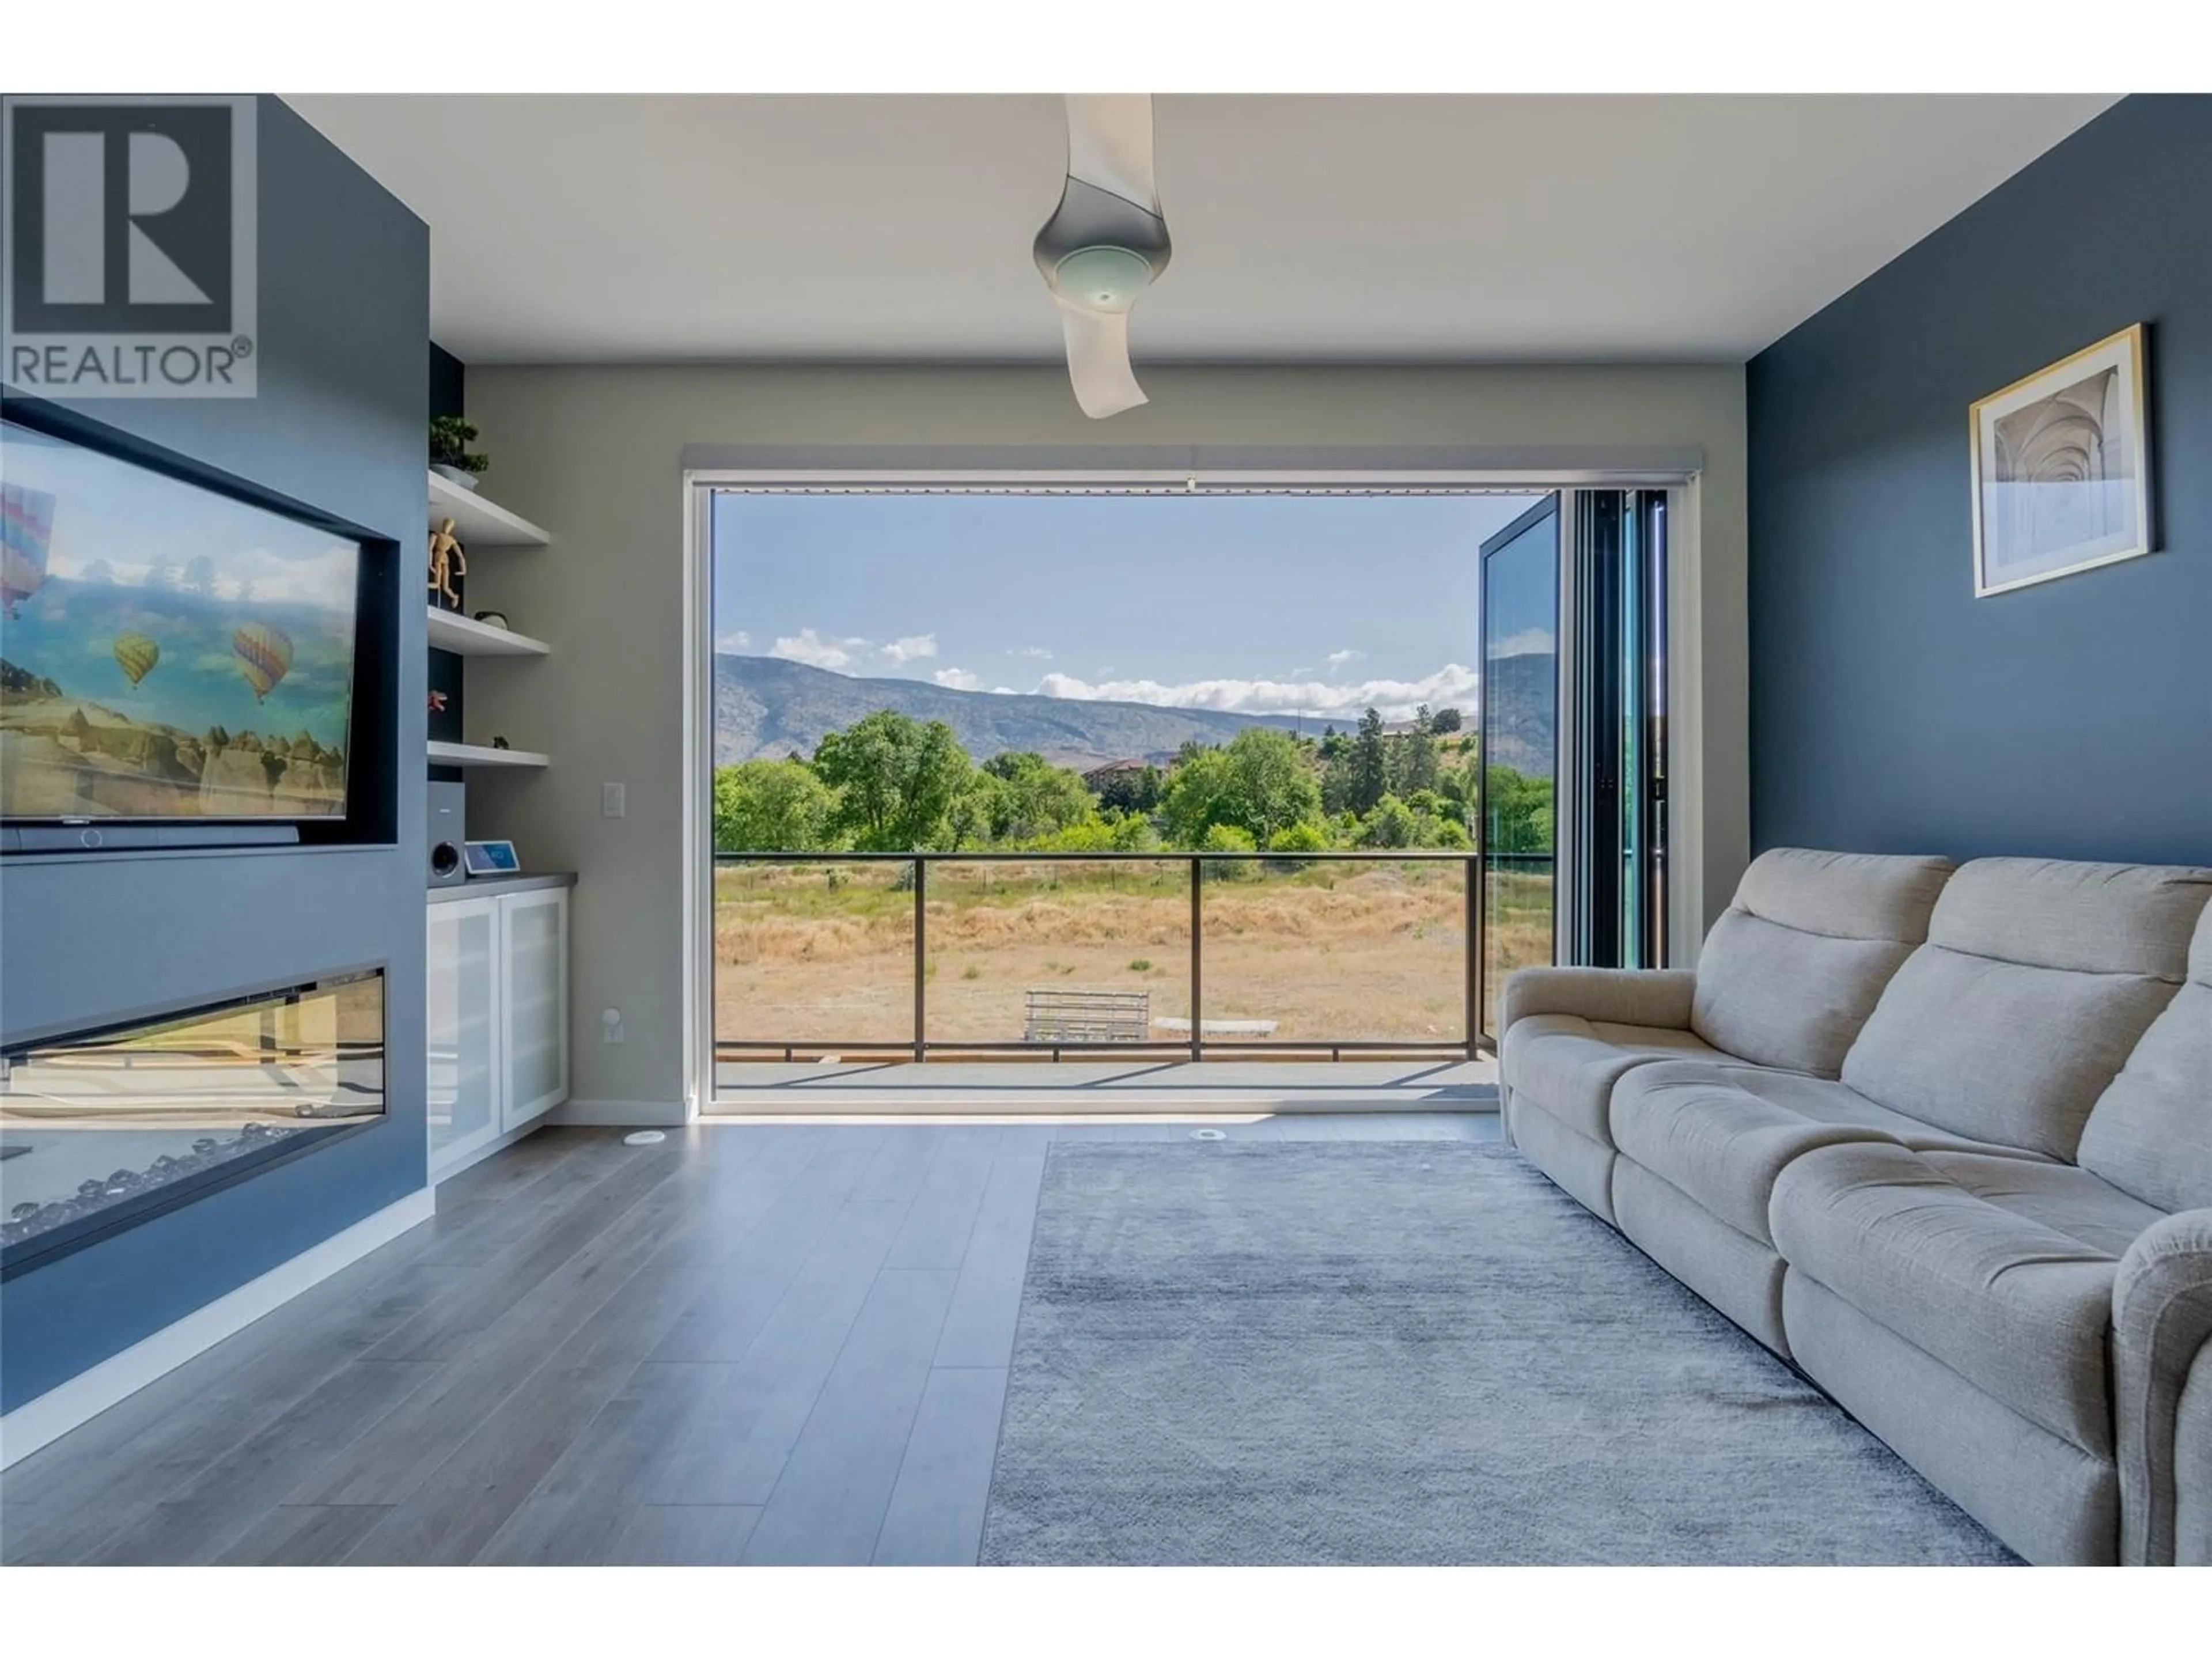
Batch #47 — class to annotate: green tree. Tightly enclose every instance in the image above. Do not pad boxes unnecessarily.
[1358,793,1419,849]
[982,751,1098,843]
[1089,762,1164,815]
[1349,707,1389,814]
[713,758,837,851]
[1483,764,1555,854]
[1222,727,1322,844]
[1159,728,1323,849]
[813,711,975,850]
[1390,722,1439,798]
[1025,809,1162,854]
[946,771,1003,850]
[1264,819,1331,871]
[1160,746,1238,847]
[1105,809,1161,851]
[1429,706,1463,734]
[1199,820,1257,879]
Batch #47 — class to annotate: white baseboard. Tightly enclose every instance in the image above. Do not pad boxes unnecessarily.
[0,1185,435,1471]
[547,1097,689,1127]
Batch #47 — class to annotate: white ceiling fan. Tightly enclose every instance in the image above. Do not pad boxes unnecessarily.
[1033,94,1171,419]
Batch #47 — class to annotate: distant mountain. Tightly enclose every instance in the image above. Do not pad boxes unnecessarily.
[714,656,1316,770]
[1479,652,1555,776]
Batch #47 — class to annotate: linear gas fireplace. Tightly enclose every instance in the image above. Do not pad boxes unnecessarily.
[0,971,384,1277]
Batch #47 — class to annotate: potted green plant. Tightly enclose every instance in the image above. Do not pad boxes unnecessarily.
[429,416,490,491]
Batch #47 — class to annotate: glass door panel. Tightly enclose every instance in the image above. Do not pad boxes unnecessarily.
[427,897,499,1172]
[1479,499,1560,1041]
[1566,489,1669,972]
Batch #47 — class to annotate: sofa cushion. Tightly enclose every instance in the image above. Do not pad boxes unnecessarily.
[1610,1060,2050,1247]
[1690,849,1952,1077]
[1921,858,2211,978]
[2078,900,2212,1214]
[1842,859,2212,1160]
[1498,1014,1719,1145]
[1771,1141,2167,1456]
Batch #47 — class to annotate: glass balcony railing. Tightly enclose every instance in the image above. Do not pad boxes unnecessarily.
[712,850,1518,1065]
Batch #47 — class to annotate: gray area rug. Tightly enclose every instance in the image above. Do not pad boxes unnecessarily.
[980,1141,2016,1565]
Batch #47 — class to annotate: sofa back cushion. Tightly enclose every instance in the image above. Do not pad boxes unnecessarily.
[2078,900,2212,1212]
[1842,859,2212,1160]
[1691,849,1953,1076]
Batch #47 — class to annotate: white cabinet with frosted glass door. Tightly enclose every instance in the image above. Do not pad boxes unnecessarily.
[426,880,571,1179]
[427,894,501,1176]
[498,885,570,1130]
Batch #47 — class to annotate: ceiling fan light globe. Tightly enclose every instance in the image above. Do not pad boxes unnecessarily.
[1049,245,1152,315]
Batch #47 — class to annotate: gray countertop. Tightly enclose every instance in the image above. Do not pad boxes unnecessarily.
[426,871,577,903]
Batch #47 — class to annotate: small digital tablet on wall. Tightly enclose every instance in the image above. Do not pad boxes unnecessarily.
[464,839,521,877]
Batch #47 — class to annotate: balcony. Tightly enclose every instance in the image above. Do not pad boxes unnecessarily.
[710,851,1537,1112]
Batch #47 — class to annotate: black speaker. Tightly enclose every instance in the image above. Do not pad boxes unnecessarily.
[427,781,467,887]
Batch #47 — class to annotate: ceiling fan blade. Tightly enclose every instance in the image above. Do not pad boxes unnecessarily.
[1063,94,1158,214]
[1056,298,1147,420]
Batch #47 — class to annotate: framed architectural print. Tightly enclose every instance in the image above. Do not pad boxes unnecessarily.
[1970,323,2152,596]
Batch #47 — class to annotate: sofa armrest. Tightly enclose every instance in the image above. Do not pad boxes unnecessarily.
[1498,967,1697,1047]
[2113,1208,2212,1565]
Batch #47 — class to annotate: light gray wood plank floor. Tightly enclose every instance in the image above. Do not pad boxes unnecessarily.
[0,1112,1499,1566]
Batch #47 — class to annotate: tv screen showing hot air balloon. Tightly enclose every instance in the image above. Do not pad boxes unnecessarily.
[0,419,361,823]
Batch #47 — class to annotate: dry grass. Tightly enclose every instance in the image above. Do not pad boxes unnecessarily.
[713,860,1553,1049]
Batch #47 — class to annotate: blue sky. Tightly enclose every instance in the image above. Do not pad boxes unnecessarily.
[712,491,1548,723]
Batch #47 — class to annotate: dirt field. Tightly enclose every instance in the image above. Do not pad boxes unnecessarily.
[714,859,1553,1052]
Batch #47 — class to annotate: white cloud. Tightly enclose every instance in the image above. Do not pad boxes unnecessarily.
[714,629,751,653]
[1010,645,1054,660]
[931,666,984,691]
[54,544,354,608]
[1490,627,1555,658]
[880,634,938,665]
[770,628,859,670]
[1324,648,1365,671]
[1033,664,1480,725]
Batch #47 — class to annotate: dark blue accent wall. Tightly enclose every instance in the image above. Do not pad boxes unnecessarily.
[0,97,429,1412]
[1747,96,2212,866]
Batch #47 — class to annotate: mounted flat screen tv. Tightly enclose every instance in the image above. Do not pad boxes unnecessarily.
[0,419,362,823]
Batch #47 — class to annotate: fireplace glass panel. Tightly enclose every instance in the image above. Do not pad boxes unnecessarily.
[1,971,384,1271]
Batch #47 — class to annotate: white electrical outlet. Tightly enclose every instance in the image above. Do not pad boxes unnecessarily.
[602,782,626,818]
[601,1007,626,1044]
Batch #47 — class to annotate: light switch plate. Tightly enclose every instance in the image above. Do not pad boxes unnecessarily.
[602,782,626,818]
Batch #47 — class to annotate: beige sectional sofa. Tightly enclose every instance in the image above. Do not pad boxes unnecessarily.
[1498,850,2212,1566]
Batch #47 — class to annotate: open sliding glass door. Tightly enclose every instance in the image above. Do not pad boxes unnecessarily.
[1477,489,1669,1047]
[1563,490,1669,971]
[1478,499,1561,1043]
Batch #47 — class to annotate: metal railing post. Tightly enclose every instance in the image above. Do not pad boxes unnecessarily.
[912,855,927,1065]
[1464,851,1481,1059]
[1188,855,1203,1065]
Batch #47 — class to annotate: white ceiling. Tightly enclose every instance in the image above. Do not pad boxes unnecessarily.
[287,94,2116,367]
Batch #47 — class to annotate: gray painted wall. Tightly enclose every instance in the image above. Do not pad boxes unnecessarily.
[461,362,1749,1115]
[0,97,430,1411]
[1748,95,2212,865]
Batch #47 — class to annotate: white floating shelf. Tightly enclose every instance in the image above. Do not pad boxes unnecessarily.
[428,740,548,771]
[426,607,551,657]
[427,471,550,548]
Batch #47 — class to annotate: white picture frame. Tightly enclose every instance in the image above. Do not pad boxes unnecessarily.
[1970,323,2153,597]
